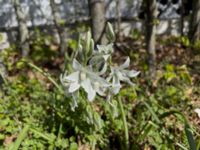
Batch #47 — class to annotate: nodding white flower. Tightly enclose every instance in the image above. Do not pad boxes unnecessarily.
[89,43,114,75]
[96,43,113,62]
[60,72,78,110]
[60,59,110,105]
[89,56,108,75]
[194,108,200,118]
[107,57,140,95]
[96,43,114,56]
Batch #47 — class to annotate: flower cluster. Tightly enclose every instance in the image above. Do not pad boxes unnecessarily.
[60,23,139,110]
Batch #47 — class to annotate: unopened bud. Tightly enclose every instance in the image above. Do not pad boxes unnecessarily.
[106,22,115,42]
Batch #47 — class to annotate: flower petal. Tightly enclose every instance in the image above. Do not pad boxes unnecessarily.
[72,59,82,70]
[112,74,120,85]
[81,78,96,101]
[89,55,107,74]
[87,70,109,86]
[106,91,112,101]
[97,44,113,54]
[65,71,80,82]
[121,57,130,69]
[69,82,80,93]
[195,108,200,118]
[71,92,78,111]
[103,54,110,61]
[60,73,69,87]
[99,63,107,75]
[95,85,106,96]
[112,75,121,94]
[116,71,124,81]
[96,45,105,53]
[127,70,140,77]
[120,76,135,86]
[112,84,121,94]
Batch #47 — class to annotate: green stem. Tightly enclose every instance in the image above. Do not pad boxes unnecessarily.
[117,96,129,149]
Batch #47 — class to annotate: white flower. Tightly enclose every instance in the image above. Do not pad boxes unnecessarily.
[89,43,114,75]
[96,43,113,62]
[107,57,140,95]
[89,55,108,75]
[97,43,114,56]
[60,59,110,104]
[194,108,200,118]
[60,72,78,110]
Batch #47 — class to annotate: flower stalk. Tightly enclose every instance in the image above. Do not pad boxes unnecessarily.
[117,95,129,150]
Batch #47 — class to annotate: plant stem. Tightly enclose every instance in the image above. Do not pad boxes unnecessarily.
[117,96,129,149]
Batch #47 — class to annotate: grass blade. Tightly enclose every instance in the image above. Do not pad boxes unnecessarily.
[159,110,187,122]
[21,60,63,93]
[176,142,188,150]
[185,123,196,150]
[30,128,55,143]
[137,123,153,142]
[197,137,200,150]
[143,101,161,124]
[9,125,30,150]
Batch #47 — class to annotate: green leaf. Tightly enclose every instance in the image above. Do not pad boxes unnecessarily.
[9,125,30,150]
[0,134,4,140]
[185,123,196,150]
[137,123,153,142]
[23,61,63,93]
[181,36,190,47]
[164,72,177,82]
[69,142,78,150]
[176,143,188,150]
[94,112,102,129]
[165,64,174,72]
[68,39,78,51]
[30,128,55,143]
[166,86,177,96]
[143,101,161,124]
[160,110,186,121]
[197,137,200,150]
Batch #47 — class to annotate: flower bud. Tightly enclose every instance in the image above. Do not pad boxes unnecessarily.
[85,31,91,54]
[106,22,115,42]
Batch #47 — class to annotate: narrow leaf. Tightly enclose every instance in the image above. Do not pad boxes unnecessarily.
[9,125,30,150]
[185,123,196,150]
[143,101,161,124]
